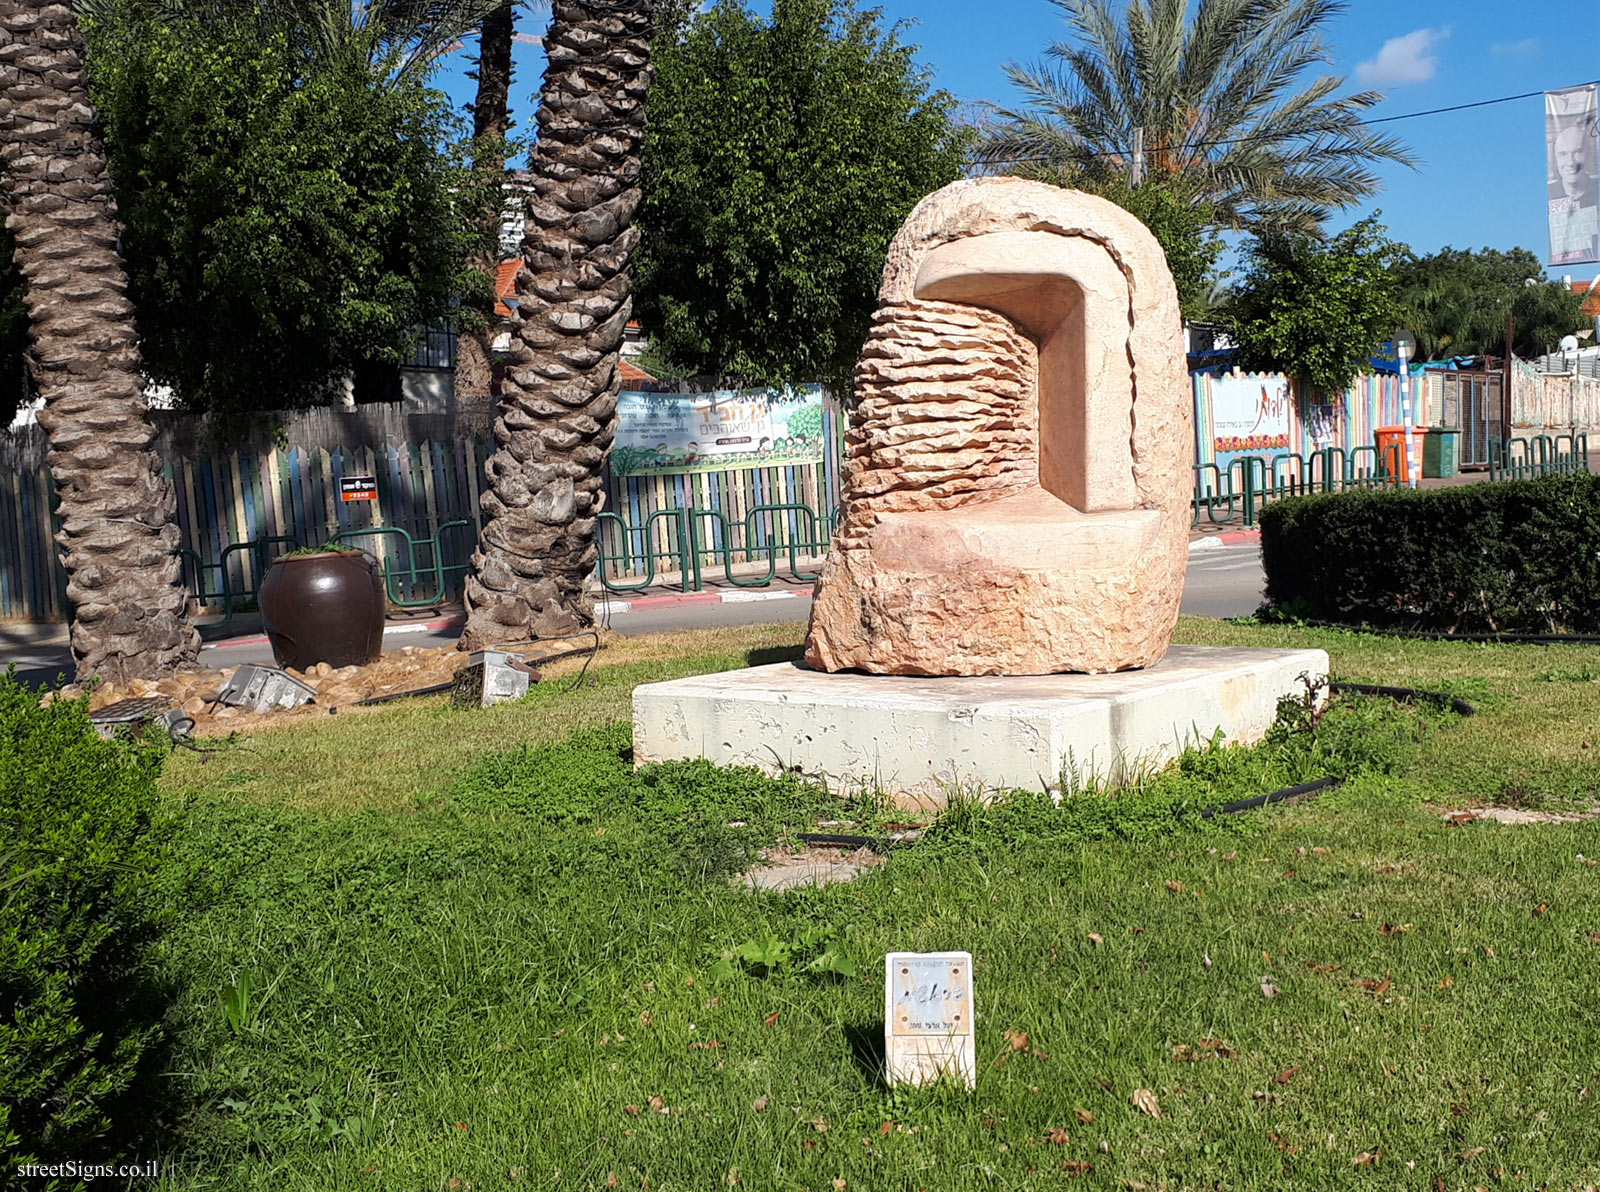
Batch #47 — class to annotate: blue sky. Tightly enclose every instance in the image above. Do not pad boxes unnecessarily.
[433,0,1599,282]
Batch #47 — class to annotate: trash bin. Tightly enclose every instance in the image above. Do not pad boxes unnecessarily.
[1422,427,1459,479]
[1373,426,1424,484]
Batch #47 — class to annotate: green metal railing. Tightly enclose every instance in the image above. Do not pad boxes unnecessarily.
[178,520,477,631]
[1489,433,1590,482]
[1193,434,1590,528]
[596,502,835,594]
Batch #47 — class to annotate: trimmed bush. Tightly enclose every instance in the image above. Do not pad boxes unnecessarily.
[0,675,172,1170]
[1260,472,1600,633]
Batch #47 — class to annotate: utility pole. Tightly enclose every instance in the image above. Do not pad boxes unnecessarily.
[1502,310,1515,446]
[1130,126,1145,187]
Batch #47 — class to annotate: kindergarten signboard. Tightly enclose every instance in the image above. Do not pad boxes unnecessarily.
[610,384,826,477]
[1210,373,1291,472]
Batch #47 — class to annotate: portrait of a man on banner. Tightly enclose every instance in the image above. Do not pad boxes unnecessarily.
[1547,85,1600,266]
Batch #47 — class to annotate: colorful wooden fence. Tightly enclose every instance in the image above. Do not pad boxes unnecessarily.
[0,396,845,623]
[1190,370,1407,467]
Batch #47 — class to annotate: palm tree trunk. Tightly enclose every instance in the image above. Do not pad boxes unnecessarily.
[457,0,517,400]
[0,1,198,682]
[461,0,653,648]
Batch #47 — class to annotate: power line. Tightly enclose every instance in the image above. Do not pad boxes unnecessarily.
[975,83,1590,166]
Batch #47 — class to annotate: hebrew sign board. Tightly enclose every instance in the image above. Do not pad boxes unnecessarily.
[884,951,976,1089]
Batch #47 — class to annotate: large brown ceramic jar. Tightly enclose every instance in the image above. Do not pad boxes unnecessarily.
[258,550,385,670]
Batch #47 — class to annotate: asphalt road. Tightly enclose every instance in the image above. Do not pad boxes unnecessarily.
[3,542,1266,685]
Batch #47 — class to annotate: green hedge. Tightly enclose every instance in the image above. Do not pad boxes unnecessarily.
[0,675,172,1171]
[1259,473,1600,633]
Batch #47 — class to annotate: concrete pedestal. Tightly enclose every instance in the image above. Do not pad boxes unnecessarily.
[632,645,1328,804]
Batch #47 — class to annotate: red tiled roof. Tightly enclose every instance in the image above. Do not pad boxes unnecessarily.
[619,358,656,384]
[1570,279,1600,318]
[494,259,521,317]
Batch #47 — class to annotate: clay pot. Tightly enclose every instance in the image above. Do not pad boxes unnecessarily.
[258,550,385,670]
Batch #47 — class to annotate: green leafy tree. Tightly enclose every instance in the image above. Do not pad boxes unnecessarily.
[83,19,478,413]
[1391,246,1589,360]
[1224,214,1405,394]
[979,0,1415,236]
[633,0,971,387]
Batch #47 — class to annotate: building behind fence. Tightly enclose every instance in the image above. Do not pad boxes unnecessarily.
[4,365,1599,623]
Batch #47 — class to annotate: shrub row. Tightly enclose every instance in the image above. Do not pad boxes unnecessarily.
[1259,472,1600,633]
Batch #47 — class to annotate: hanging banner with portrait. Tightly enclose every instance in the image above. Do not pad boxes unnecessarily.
[1547,84,1600,266]
[610,384,826,477]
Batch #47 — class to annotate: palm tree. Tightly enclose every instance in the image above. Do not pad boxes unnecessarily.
[0,0,198,682]
[456,0,522,398]
[978,0,1415,235]
[460,0,654,648]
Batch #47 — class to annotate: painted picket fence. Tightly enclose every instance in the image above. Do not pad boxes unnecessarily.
[0,396,846,622]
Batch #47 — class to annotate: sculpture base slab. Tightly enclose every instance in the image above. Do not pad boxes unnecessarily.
[632,645,1329,806]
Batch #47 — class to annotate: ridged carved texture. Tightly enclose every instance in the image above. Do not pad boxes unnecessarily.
[461,0,653,649]
[0,1,197,681]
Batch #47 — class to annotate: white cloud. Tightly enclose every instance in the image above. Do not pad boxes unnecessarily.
[1355,28,1449,86]
[1491,38,1538,56]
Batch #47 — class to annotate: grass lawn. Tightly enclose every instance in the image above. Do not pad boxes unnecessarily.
[144,617,1600,1190]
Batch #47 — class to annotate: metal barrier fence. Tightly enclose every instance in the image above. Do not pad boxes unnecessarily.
[1196,434,1590,527]
[175,501,839,619]
[596,502,836,593]
[178,520,479,632]
[1488,434,1591,481]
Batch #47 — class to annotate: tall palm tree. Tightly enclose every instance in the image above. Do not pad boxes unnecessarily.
[0,0,198,682]
[460,0,653,648]
[978,0,1415,235]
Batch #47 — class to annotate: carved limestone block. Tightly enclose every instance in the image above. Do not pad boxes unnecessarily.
[805,177,1191,675]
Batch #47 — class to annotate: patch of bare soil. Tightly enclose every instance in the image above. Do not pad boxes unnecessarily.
[1438,806,1600,826]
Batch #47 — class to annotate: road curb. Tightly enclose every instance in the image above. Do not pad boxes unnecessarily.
[199,615,466,652]
[597,588,807,617]
[1191,530,1261,551]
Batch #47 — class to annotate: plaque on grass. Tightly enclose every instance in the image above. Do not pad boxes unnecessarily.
[884,951,975,1089]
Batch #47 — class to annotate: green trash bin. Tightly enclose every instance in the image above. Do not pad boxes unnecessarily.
[1422,427,1459,479]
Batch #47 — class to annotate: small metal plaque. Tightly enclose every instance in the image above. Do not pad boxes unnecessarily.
[884,951,976,1089]
[339,475,378,502]
[890,953,972,1036]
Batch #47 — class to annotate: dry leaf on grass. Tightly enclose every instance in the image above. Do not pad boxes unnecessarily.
[1062,1160,1094,1175]
[1377,923,1412,935]
[813,1116,828,1133]
[1005,1029,1030,1051]
[1045,1127,1070,1144]
[1088,932,1104,945]
[1260,978,1280,999]
[1165,880,1185,894]
[1267,1131,1299,1155]
[1130,1088,1161,1118]
[1352,1149,1382,1167]
[623,1104,640,1116]
[1533,901,1549,916]
[647,1095,665,1114]
[1074,1107,1094,1124]
[1275,1066,1301,1084]
[751,1095,768,1112]
[763,1011,780,1028]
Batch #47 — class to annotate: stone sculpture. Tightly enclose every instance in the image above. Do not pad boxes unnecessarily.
[804,177,1191,676]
